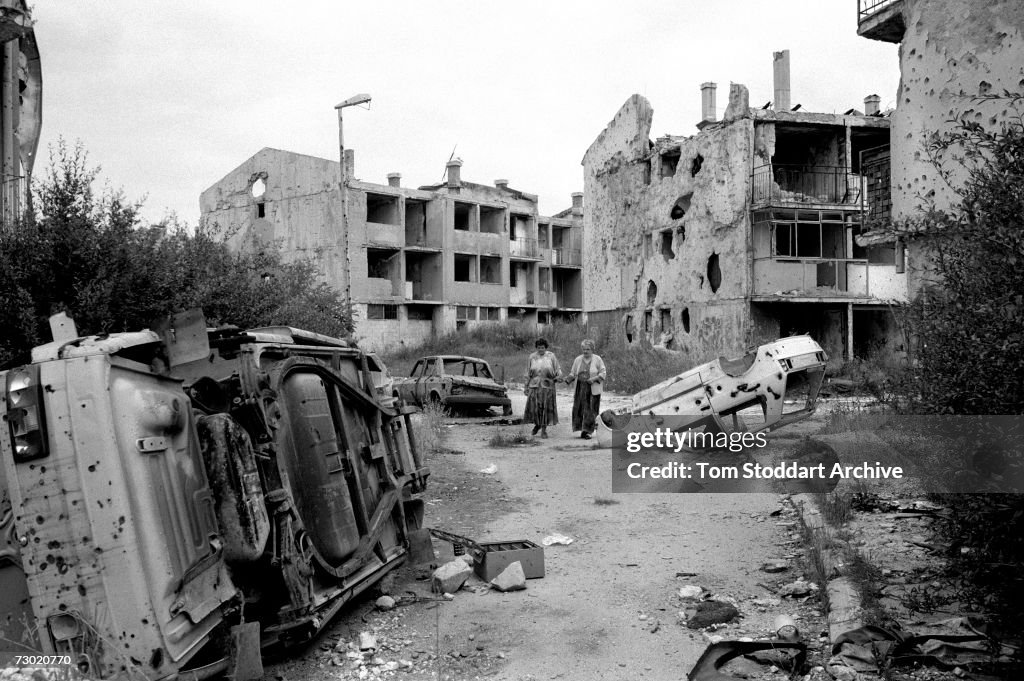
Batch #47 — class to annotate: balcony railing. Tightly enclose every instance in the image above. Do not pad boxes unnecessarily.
[752,165,860,208]
[552,248,582,266]
[510,237,541,259]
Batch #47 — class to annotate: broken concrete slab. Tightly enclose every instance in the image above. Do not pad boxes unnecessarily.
[489,561,527,592]
[432,559,473,594]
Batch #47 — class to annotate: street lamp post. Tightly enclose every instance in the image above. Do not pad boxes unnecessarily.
[334,93,372,305]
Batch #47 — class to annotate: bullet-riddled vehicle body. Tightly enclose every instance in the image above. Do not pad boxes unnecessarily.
[601,335,828,433]
[0,314,428,679]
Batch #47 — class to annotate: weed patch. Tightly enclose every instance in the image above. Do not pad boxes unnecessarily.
[488,428,536,448]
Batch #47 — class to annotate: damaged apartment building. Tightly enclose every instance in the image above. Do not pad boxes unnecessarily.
[200,152,583,351]
[582,51,901,365]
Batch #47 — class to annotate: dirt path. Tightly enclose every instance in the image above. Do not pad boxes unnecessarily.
[269,389,824,680]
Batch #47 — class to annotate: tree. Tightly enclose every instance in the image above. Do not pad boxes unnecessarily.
[0,140,353,367]
[903,97,1024,414]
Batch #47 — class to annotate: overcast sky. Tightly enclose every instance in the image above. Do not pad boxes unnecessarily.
[33,1,900,223]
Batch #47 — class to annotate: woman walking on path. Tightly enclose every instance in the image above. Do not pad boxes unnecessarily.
[567,339,607,439]
[523,337,561,438]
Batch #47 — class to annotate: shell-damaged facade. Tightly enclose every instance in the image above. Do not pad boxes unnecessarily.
[582,60,902,367]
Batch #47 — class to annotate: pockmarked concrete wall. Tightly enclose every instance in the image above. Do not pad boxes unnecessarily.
[199,148,348,296]
[582,91,755,361]
[892,0,1024,219]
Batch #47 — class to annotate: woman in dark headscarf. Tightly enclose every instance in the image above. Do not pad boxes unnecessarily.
[566,339,607,439]
[523,337,561,438]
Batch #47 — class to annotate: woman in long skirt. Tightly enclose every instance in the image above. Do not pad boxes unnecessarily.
[523,337,561,438]
[567,339,607,439]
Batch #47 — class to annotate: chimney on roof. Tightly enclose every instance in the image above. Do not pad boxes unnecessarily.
[864,94,881,116]
[773,50,791,111]
[495,179,509,190]
[387,172,401,188]
[446,158,462,189]
[700,82,717,124]
[571,192,583,216]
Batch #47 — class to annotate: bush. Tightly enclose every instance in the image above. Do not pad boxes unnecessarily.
[0,140,352,367]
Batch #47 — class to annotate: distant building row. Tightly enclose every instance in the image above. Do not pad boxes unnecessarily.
[200,151,582,351]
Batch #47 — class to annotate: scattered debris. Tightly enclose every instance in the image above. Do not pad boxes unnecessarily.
[685,600,740,629]
[374,595,396,611]
[432,559,473,594]
[479,464,498,475]
[358,632,377,651]
[760,559,790,573]
[779,579,817,597]
[541,534,574,546]
[490,561,527,592]
[678,584,704,600]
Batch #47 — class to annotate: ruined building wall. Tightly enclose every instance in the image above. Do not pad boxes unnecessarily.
[199,148,349,297]
[583,95,756,362]
[892,0,1024,219]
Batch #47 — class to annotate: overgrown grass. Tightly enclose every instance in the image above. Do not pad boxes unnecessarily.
[411,400,449,455]
[488,428,535,447]
[814,491,854,526]
[383,320,693,394]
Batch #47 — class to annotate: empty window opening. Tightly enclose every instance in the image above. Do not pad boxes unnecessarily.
[774,223,825,258]
[660,231,675,260]
[509,263,519,287]
[510,214,531,241]
[454,202,474,231]
[251,177,266,199]
[660,149,681,178]
[691,154,704,177]
[644,310,653,332]
[366,193,401,225]
[367,248,398,279]
[707,253,722,293]
[483,307,501,321]
[367,304,398,320]
[681,307,691,333]
[642,160,652,186]
[670,194,692,220]
[647,280,658,306]
[407,305,434,321]
[660,308,672,331]
[256,202,265,218]
[538,311,550,324]
[480,205,504,234]
[457,306,477,321]
[539,267,551,292]
[405,200,428,243]
[454,254,476,282]
[538,223,550,248]
[480,256,501,284]
[624,314,635,343]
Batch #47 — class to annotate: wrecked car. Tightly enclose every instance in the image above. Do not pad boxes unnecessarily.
[394,355,513,415]
[602,335,827,433]
[0,311,428,680]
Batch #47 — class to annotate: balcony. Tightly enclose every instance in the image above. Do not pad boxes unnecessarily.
[510,237,542,259]
[552,248,582,267]
[753,256,870,298]
[857,0,905,43]
[752,165,861,209]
